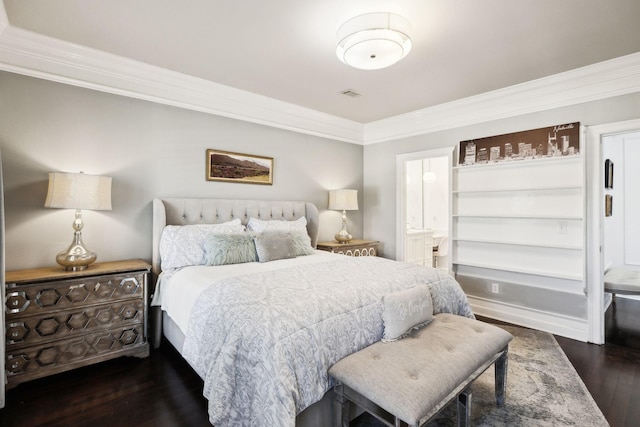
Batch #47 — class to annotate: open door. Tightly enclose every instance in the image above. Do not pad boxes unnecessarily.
[586,119,640,344]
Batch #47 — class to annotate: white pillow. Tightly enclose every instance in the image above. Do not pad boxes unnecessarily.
[382,285,433,342]
[159,220,245,270]
[246,216,307,233]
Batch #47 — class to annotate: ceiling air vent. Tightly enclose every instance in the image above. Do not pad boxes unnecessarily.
[340,89,361,98]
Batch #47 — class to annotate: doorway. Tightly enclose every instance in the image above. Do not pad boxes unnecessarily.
[396,147,454,270]
[586,119,640,344]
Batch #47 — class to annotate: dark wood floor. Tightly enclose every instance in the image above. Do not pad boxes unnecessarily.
[2,298,639,427]
[557,296,640,427]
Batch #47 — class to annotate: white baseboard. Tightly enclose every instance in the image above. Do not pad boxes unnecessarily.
[468,295,589,342]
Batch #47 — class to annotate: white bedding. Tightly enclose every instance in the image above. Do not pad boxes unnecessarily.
[160,254,473,427]
[153,250,343,336]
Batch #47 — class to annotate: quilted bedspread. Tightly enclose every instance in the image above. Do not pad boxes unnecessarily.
[182,256,473,427]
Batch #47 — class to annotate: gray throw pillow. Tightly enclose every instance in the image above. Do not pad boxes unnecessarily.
[288,230,315,256]
[382,285,433,342]
[204,233,257,266]
[253,232,298,263]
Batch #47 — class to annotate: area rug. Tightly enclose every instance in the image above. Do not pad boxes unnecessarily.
[353,325,609,426]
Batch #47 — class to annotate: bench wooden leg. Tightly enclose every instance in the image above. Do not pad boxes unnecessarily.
[457,387,472,427]
[333,383,350,427]
[494,347,509,406]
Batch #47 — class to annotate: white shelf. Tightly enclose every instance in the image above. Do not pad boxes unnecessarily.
[453,237,582,250]
[453,154,583,170]
[453,213,582,220]
[453,185,581,194]
[452,261,583,281]
[452,149,585,295]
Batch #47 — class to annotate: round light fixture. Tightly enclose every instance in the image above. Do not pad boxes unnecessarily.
[336,12,412,70]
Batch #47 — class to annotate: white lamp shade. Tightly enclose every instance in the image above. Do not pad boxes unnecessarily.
[45,172,112,211]
[336,13,412,70]
[329,189,358,211]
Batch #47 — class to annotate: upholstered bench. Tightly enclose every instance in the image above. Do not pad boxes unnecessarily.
[329,313,513,427]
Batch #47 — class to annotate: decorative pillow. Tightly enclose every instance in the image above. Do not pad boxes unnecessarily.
[246,216,307,233]
[288,230,315,256]
[159,220,245,270]
[204,233,257,266]
[253,232,298,263]
[382,285,433,342]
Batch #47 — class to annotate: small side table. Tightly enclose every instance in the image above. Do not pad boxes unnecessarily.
[4,259,151,388]
[316,239,380,257]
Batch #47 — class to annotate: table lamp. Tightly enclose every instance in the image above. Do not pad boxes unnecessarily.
[328,189,358,243]
[44,172,112,271]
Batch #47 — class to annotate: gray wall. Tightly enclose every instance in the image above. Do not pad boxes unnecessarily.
[363,93,640,259]
[0,72,363,271]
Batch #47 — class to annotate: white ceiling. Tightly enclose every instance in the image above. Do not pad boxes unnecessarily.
[4,0,640,125]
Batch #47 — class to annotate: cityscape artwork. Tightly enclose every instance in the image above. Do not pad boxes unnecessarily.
[459,122,580,166]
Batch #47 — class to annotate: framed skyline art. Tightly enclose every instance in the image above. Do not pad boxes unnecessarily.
[458,122,580,166]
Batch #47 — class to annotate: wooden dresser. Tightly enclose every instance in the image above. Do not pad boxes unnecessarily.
[316,239,380,257]
[4,259,150,388]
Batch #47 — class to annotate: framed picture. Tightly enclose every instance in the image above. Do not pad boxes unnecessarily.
[206,149,273,185]
[458,122,580,166]
[605,194,613,217]
[604,159,613,189]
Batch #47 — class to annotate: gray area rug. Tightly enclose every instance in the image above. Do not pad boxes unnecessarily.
[353,325,609,426]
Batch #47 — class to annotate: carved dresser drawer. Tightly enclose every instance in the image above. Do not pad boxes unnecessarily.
[4,260,151,388]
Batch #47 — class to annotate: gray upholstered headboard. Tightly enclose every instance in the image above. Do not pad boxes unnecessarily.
[151,198,320,277]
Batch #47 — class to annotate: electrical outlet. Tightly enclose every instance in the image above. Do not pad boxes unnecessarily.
[491,283,500,293]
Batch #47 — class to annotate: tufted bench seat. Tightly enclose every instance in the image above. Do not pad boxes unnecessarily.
[328,313,513,427]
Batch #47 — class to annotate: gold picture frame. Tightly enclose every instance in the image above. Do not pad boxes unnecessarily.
[206,149,273,185]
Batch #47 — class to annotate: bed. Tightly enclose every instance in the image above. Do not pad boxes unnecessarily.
[150,198,474,427]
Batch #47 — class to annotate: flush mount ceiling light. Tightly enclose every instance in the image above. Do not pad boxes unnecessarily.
[336,12,412,70]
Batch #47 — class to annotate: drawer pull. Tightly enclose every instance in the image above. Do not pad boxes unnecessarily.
[6,291,30,314]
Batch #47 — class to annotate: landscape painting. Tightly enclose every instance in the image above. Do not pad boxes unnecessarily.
[206,149,273,185]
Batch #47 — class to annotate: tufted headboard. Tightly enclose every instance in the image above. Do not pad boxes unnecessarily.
[151,198,320,277]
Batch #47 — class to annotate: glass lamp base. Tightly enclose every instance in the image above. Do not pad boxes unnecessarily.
[56,230,97,271]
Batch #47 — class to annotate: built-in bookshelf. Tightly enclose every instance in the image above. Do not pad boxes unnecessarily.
[452,155,585,291]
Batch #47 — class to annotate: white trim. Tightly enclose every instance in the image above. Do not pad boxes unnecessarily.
[365,52,640,144]
[0,25,363,144]
[468,295,589,342]
[0,1,639,145]
[585,118,640,344]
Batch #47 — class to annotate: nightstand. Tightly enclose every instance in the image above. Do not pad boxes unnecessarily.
[316,239,380,257]
[4,259,150,388]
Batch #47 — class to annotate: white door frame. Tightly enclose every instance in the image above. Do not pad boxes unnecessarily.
[396,146,455,265]
[586,118,640,344]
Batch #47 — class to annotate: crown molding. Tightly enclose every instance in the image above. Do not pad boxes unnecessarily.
[0,3,638,146]
[364,52,640,144]
[0,24,364,144]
